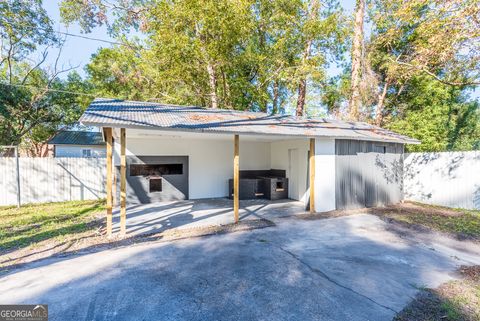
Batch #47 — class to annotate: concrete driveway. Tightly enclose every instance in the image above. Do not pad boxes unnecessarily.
[1,214,479,321]
[111,198,306,236]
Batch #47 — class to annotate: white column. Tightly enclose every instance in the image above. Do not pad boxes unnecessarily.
[314,138,336,212]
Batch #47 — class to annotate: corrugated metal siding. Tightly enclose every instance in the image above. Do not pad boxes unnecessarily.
[335,140,403,210]
[49,131,105,145]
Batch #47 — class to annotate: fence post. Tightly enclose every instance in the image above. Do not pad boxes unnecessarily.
[15,145,21,208]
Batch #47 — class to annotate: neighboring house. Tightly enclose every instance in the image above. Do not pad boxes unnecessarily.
[80,98,419,218]
[48,131,106,158]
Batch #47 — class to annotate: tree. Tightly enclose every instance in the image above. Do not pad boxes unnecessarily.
[0,0,58,84]
[86,46,151,101]
[61,0,346,114]
[0,67,90,148]
[387,76,480,152]
[317,0,480,152]
[293,0,346,117]
[348,0,365,120]
[369,0,480,126]
[144,0,256,109]
[295,0,321,116]
[0,1,91,153]
[19,71,92,156]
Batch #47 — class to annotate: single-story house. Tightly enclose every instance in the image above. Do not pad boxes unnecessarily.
[48,130,106,158]
[79,98,419,236]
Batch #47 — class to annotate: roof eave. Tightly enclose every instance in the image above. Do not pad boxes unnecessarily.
[49,142,105,146]
[81,120,419,145]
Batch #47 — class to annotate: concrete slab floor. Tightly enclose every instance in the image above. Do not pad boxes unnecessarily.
[111,198,307,236]
[1,214,479,321]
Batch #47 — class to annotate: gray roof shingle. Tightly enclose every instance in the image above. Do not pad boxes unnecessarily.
[49,131,105,146]
[79,98,420,144]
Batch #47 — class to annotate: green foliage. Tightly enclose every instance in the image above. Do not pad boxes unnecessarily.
[386,77,480,152]
[60,0,109,33]
[369,0,480,86]
[0,1,92,149]
[0,65,91,146]
[351,0,480,151]
[20,71,93,151]
[64,0,347,113]
[321,72,350,114]
[86,46,147,101]
[60,0,145,35]
[0,0,58,60]
[3,0,478,154]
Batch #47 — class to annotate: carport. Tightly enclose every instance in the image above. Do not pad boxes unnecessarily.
[79,98,418,237]
[102,128,317,237]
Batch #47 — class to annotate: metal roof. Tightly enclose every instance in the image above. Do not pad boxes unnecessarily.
[79,98,420,144]
[48,131,105,146]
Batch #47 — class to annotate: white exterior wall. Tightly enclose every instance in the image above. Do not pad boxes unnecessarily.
[55,145,106,158]
[112,129,337,209]
[114,133,270,199]
[269,138,336,210]
[314,138,336,212]
[270,139,310,202]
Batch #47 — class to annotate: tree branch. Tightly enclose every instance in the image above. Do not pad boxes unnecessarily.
[21,47,49,85]
[46,40,80,88]
[389,58,480,87]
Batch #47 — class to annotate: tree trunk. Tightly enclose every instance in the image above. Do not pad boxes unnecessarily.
[296,0,319,117]
[206,61,218,109]
[272,80,279,114]
[375,79,391,126]
[221,68,231,108]
[195,23,218,109]
[348,0,366,121]
[296,78,307,116]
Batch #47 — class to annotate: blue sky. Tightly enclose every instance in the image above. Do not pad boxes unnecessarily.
[42,1,116,75]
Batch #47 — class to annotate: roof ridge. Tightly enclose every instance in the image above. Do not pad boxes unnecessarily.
[58,130,102,133]
[93,97,269,115]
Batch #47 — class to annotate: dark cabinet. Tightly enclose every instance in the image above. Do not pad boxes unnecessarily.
[228,169,289,200]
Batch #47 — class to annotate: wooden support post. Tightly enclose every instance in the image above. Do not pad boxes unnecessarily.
[112,140,117,207]
[233,134,239,223]
[105,128,113,237]
[309,138,315,214]
[120,128,127,236]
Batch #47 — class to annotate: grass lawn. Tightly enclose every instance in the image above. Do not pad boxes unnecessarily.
[0,199,105,252]
[373,202,480,241]
[395,266,480,321]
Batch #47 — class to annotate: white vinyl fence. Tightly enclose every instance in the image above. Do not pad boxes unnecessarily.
[404,151,480,210]
[0,157,106,206]
[1,153,479,209]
